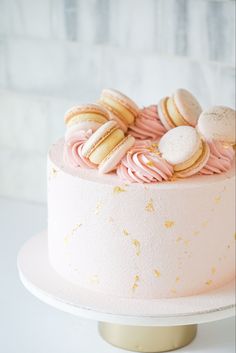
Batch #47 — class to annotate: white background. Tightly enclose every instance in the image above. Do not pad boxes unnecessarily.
[0,197,235,353]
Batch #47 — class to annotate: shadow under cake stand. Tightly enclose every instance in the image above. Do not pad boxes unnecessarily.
[17,231,235,353]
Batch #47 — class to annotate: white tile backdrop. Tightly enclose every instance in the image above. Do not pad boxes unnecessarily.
[0,0,235,202]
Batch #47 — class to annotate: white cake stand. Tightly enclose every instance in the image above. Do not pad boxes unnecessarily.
[17,232,235,353]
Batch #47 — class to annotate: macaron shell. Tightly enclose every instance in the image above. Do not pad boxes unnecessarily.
[101,88,139,117]
[173,89,202,126]
[107,111,128,132]
[157,97,176,131]
[99,135,136,174]
[166,97,188,126]
[82,121,118,157]
[89,129,125,164]
[197,106,236,144]
[159,126,201,165]
[64,104,109,124]
[65,121,102,140]
[175,141,210,178]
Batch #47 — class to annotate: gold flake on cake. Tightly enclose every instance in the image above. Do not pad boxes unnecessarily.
[95,202,103,215]
[175,276,180,283]
[193,230,200,236]
[214,195,221,204]
[132,239,141,256]
[90,275,100,284]
[146,160,155,167]
[164,220,175,229]
[205,280,213,286]
[49,166,59,181]
[234,232,236,240]
[113,186,126,194]
[64,223,82,245]
[123,228,129,236]
[176,236,182,243]
[154,269,161,278]
[171,288,177,294]
[132,275,140,292]
[211,267,216,275]
[201,220,208,228]
[184,239,190,246]
[147,143,158,153]
[145,198,155,212]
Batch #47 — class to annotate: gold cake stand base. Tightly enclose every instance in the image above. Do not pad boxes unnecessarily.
[99,322,197,352]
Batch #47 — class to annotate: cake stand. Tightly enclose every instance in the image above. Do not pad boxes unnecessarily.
[17,232,235,353]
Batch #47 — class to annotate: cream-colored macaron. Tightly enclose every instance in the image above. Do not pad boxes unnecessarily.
[158,89,202,130]
[82,121,125,165]
[159,126,209,178]
[98,89,139,131]
[197,106,236,145]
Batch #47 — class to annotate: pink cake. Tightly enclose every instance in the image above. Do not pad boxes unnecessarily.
[48,140,235,299]
[47,89,235,299]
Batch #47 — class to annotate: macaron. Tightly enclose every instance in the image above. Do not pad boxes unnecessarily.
[159,126,210,178]
[99,135,135,174]
[82,121,125,165]
[64,104,109,132]
[197,106,236,145]
[158,89,202,130]
[98,89,139,132]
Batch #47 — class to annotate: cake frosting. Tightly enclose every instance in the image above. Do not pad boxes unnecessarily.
[48,139,235,299]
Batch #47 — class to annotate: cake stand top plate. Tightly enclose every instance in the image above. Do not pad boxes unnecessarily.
[17,231,235,326]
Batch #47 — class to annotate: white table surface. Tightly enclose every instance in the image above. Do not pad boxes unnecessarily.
[0,197,235,353]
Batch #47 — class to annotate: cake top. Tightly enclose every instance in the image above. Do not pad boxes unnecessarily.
[62,88,235,184]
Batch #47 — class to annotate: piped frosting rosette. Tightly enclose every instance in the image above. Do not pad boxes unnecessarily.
[117,141,174,183]
[200,140,235,175]
[64,129,96,169]
[128,105,167,140]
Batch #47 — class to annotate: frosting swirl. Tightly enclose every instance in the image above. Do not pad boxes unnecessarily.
[200,140,234,175]
[64,129,96,169]
[117,141,173,183]
[128,105,166,140]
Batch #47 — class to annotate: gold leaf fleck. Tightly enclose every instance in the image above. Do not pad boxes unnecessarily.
[175,276,180,283]
[193,230,200,236]
[234,232,236,240]
[205,280,213,286]
[146,160,155,167]
[154,269,161,278]
[171,288,177,294]
[113,186,126,194]
[214,196,221,204]
[184,240,190,246]
[176,236,182,243]
[211,267,216,275]
[201,220,208,228]
[123,228,129,236]
[145,199,155,212]
[90,275,99,284]
[95,202,102,215]
[132,239,141,256]
[132,275,140,291]
[164,220,175,229]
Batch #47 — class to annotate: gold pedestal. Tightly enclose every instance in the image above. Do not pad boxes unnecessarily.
[99,322,197,353]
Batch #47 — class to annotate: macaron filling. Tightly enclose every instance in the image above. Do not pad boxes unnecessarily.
[67,113,108,126]
[89,128,125,164]
[174,140,203,171]
[175,141,209,177]
[167,97,189,127]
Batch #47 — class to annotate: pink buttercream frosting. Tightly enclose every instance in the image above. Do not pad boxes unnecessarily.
[117,141,173,183]
[200,140,235,175]
[128,105,167,140]
[64,130,96,169]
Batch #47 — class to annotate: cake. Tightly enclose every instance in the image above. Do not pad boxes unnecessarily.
[47,88,235,299]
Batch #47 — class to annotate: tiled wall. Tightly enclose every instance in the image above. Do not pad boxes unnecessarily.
[0,0,235,202]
